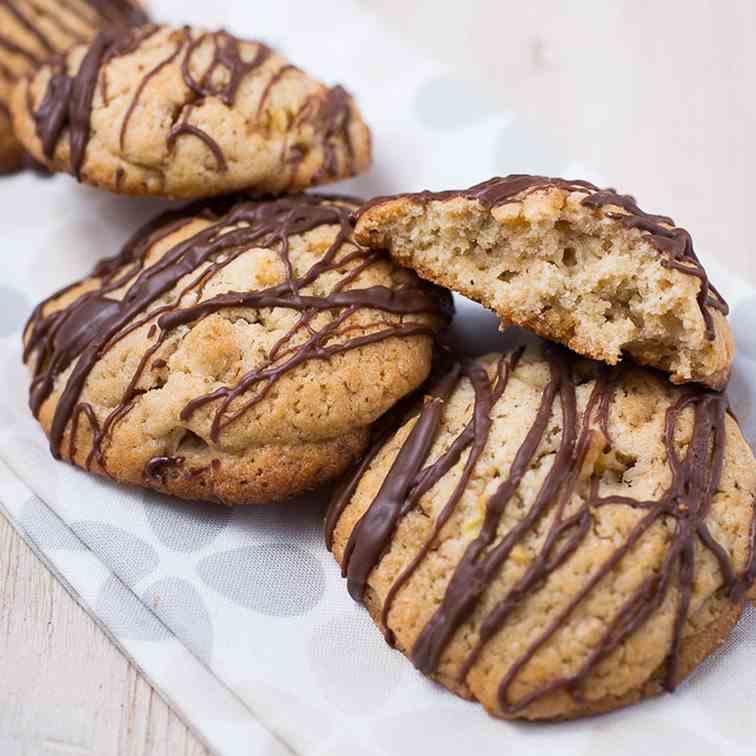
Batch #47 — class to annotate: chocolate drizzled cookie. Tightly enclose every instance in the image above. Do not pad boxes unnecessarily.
[10,25,372,196]
[327,337,756,719]
[24,193,451,505]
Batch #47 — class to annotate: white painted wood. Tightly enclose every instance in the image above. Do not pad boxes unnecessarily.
[0,3,752,754]
[0,512,210,756]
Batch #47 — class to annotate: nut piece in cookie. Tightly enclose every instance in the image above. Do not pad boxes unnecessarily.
[0,0,148,173]
[327,336,756,719]
[11,25,372,197]
[23,194,451,506]
[354,175,734,389]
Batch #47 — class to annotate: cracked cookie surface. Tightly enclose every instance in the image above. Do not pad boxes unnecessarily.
[11,25,372,196]
[23,194,451,505]
[327,335,756,719]
[0,0,147,172]
[354,175,734,389]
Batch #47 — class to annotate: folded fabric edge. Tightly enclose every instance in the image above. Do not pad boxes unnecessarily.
[0,457,297,756]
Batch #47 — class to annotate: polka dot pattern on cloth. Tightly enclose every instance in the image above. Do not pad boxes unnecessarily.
[197,543,325,615]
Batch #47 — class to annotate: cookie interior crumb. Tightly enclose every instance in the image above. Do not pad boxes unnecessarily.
[355,182,733,388]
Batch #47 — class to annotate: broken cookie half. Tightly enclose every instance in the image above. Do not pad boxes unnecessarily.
[354,175,734,389]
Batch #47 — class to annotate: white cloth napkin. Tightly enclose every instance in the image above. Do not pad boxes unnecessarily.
[1,1,754,754]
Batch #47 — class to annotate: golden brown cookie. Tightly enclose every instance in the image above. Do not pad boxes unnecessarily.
[327,336,756,719]
[0,104,24,173]
[0,0,147,172]
[11,25,372,197]
[354,176,734,389]
[23,194,451,505]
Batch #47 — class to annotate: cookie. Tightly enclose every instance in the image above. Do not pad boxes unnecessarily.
[0,104,24,173]
[354,175,734,389]
[0,0,147,172]
[326,335,756,720]
[23,194,452,505]
[10,25,372,197]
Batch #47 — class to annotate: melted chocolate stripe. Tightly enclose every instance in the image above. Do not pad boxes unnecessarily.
[66,33,108,178]
[0,0,138,69]
[341,365,461,602]
[0,32,41,64]
[33,29,136,177]
[167,103,228,172]
[324,385,431,552]
[119,29,187,150]
[181,31,270,107]
[313,86,355,180]
[158,285,443,331]
[2,0,55,56]
[80,0,148,27]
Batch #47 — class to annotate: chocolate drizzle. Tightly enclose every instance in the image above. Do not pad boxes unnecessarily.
[119,28,187,150]
[166,103,228,173]
[32,27,150,178]
[144,455,184,481]
[327,344,753,713]
[28,25,361,188]
[181,31,270,107]
[0,0,147,71]
[358,175,728,340]
[78,0,148,27]
[312,85,355,180]
[24,194,451,473]
[161,30,272,172]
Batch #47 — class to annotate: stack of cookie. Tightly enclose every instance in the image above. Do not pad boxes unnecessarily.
[4,5,755,724]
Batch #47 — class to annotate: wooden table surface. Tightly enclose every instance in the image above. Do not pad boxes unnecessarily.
[1,2,753,755]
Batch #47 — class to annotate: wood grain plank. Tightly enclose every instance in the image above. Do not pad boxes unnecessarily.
[0,511,211,756]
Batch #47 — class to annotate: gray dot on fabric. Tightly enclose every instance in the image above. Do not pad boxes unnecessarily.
[143,490,231,553]
[231,493,326,548]
[71,522,159,587]
[142,576,213,662]
[0,286,30,337]
[308,609,405,715]
[413,75,499,131]
[493,118,563,177]
[732,296,756,359]
[197,543,325,615]
[95,576,170,642]
[18,495,85,551]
